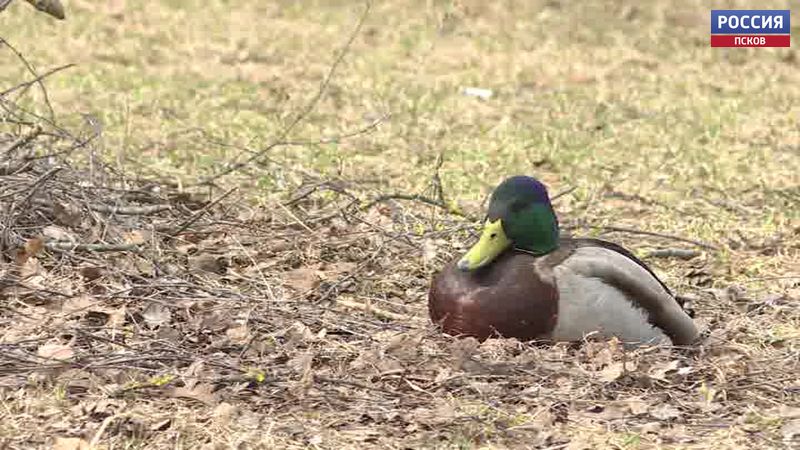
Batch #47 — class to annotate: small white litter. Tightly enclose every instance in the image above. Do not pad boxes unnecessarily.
[462,86,493,99]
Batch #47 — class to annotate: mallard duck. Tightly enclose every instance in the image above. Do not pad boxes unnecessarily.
[428,175,700,347]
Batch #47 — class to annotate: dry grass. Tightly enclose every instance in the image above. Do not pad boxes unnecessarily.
[1,0,799,449]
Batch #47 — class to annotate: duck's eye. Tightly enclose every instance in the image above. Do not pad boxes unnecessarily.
[489,232,497,239]
[510,202,526,212]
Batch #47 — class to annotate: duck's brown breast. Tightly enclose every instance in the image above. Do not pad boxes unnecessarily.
[428,250,559,341]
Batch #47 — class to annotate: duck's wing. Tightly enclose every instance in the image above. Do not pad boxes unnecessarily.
[542,238,699,346]
[17,0,65,19]
[570,237,674,295]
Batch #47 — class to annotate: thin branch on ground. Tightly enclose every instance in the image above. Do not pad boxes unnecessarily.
[337,297,420,322]
[567,223,719,250]
[196,0,373,186]
[0,37,70,122]
[645,248,702,259]
[45,242,141,252]
[89,203,172,215]
[0,62,75,99]
[551,185,576,201]
[1,124,41,156]
[362,193,478,221]
[165,187,237,236]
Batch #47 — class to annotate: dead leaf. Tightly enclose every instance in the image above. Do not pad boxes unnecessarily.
[411,401,456,427]
[52,437,90,450]
[284,321,315,348]
[81,398,123,419]
[79,266,104,281]
[133,257,155,276]
[384,332,423,359]
[37,342,74,361]
[181,360,205,391]
[283,266,322,292]
[422,238,437,268]
[62,295,97,315]
[123,229,150,245]
[157,326,181,342]
[649,359,682,381]
[19,254,43,279]
[585,338,621,368]
[782,419,800,443]
[189,254,227,274]
[627,398,649,416]
[708,284,748,303]
[288,351,314,377]
[598,360,637,383]
[56,369,92,395]
[434,367,453,384]
[24,237,44,257]
[199,311,230,332]
[212,402,239,426]
[53,201,82,227]
[323,261,357,276]
[349,348,381,373]
[107,307,126,328]
[377,357,403,374]
[449,336,480,361]
[584,404,626,420]
[566,437,594,450]
[650,404,682,421]
[779,405,800,419]
[42,225,76,242]
[11,248,27,269]
[142,303,171,327]
[531,408,557,429]
[639,422,661,434]
[169,383,219,406]
[226,324,250,344]
[288,351,315,396]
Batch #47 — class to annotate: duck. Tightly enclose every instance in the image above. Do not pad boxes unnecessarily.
[428,175,700,347]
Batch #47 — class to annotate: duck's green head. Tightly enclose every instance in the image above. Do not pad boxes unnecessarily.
[458,175,560,271]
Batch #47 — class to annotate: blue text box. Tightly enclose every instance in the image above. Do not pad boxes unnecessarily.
[711,10,790,34]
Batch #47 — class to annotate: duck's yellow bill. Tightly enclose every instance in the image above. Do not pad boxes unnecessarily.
[457,219,511,271]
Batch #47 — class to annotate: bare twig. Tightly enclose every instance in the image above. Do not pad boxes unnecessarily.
[0,161,32,176]
[88,414,119,449]
[165,187,237,236]
[0,62,75,99]
[362,193,478,221]
[551,185,576,201]
[89,203,172,215]
[645,248,702,259]
[46,242,141,252]
[196,0,373,186]
[2,167,62,240]
[567,224,719,250]
[2,124,42,156]
[337,297,418,322]
[276,201,317,235]
[0,38,71,122]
